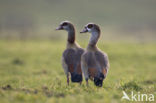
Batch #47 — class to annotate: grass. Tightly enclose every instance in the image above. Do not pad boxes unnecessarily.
[0,40,156,103]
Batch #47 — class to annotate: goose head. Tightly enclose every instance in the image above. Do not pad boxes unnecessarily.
[80,23,100,34]
[56,21,75,32]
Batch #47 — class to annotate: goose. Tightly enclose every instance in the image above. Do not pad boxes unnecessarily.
[80,23,109,87]
[56,21,84,85]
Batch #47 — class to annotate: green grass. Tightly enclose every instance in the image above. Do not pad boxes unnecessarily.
[0,40,156,103]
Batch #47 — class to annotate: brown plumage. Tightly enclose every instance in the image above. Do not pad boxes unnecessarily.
[80,23,110,87]
[56,21,84,85]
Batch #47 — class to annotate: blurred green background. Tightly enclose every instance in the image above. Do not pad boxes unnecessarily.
[0,1,156,103]
[0,0,156,41]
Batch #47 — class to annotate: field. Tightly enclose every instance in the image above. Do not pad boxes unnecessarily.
[0,40,156,103]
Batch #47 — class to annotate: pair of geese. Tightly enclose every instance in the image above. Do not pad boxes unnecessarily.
[56,21,109,87]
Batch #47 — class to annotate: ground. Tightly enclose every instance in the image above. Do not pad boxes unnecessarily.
[0,40,156,103]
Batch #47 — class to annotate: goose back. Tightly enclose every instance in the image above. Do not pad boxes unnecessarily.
[81,50,109,86]
[63,47,84,82]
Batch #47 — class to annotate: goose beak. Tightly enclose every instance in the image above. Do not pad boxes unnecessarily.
[80,27,88,33]
[56,25,63,30]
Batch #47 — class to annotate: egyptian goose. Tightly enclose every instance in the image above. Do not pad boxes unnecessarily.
[80,23,109,87]
[56,21,84,85]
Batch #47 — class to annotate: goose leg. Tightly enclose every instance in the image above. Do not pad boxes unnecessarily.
[67,74,69,85]
[79,81,82,85]
[86,78,89,86]
[81,59,89,87]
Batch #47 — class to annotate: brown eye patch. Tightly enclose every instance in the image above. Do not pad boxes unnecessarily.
[87,24,93,28]
[62,22,68,26]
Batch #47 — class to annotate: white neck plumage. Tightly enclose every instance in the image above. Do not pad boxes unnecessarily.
[88,31,100,47]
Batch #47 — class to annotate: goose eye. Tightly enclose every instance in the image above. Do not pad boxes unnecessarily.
[62,22,68,26]
[87,24,93,28]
